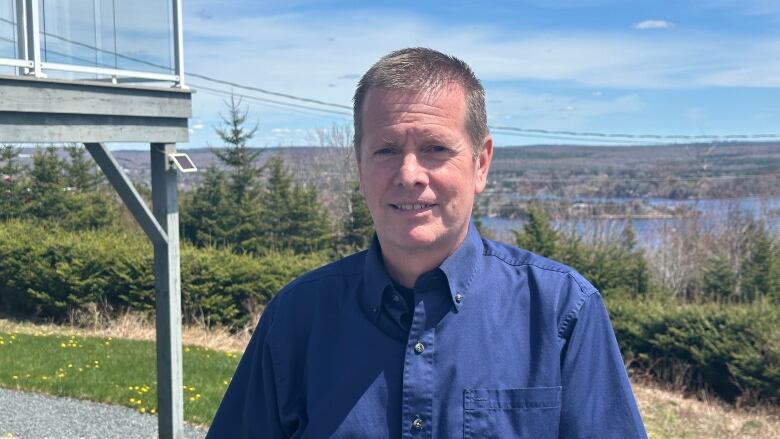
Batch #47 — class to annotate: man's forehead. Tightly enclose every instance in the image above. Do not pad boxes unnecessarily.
[364,83,464,106]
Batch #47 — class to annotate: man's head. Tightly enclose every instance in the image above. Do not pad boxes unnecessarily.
[353,47,488,162]
[354,48,493,285]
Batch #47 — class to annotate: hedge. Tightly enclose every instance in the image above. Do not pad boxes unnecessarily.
[0,220,329,329]
[2,220,778,405]
[608,296,780,405]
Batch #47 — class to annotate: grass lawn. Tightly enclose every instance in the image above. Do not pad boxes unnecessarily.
[1,322,778,437]
[0,330,238,426]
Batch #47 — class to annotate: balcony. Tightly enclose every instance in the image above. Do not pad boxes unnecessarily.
[0,0,183,85]
[0,0,190,144]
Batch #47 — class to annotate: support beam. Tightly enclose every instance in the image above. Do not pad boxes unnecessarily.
[84,143,167,246]
[151,143,184,439]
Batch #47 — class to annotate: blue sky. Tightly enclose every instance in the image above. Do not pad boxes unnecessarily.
[176,0,780,148]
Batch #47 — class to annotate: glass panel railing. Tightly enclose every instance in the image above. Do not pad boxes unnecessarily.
[38,0,173,74]
[0,0,17,60]
[114,0,172,74]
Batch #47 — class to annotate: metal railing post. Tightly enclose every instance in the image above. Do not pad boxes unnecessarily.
[14,0,29,75]
[24,0,44,78]
[171,0,185,88]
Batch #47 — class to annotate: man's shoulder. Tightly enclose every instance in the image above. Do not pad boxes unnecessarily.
[480,237,597,296]
[280,250,366,293]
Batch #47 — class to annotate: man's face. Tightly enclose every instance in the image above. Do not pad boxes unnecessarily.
[358,85,492,259]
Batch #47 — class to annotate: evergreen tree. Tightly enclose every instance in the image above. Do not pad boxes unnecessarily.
[513,203,558,257]
[255,156,333,254]
[341,182,374,251]
[181,94,264,250]
[703,255,737,300]
[740,225,779,302]
[213,94,262,204]
[23,146,116,229]
[180,167,234,248]
[63,144,101,191]
[24,146,69,222]
[0,144,27,220]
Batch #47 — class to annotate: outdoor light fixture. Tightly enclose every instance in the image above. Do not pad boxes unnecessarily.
[168,153,197,173]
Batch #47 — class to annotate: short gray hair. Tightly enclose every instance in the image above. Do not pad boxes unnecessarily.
[353,47,488,161]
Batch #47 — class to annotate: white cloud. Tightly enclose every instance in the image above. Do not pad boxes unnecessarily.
[179,7,780,146]
[633,20,674,30]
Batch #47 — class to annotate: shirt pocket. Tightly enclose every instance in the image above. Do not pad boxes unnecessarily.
[463,386,562,439]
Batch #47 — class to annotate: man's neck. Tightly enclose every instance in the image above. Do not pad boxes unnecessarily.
[379,233,468,288]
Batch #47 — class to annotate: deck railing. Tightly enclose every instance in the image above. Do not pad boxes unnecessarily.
[0,0,184,86]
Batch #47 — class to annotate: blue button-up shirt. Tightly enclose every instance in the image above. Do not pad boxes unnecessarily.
[207,225,647,438]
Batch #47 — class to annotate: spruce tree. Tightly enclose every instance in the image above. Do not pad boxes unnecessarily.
[0,144,27,220]
[181,94,263,250]
[24,146,69,222]
[213,94,262,204]
[256,156,333,254]
[740,225,779,302]
[513,203,558,257]
[342,182,374,251]
[181,167,233,248]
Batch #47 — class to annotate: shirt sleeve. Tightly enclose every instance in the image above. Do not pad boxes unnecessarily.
[206,298,289,438]
[558,291,647,439]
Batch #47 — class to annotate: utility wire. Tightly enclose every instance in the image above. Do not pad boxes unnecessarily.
[191,83,352,117]
[2,18,780,143]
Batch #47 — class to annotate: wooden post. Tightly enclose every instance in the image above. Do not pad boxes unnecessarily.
[151,143,184,439]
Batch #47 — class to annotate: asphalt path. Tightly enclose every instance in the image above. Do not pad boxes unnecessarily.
[0,388,207,439]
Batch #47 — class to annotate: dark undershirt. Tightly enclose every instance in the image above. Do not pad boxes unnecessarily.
[391,280,415,331]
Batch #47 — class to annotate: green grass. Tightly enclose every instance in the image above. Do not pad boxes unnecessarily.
[0,330,239,425]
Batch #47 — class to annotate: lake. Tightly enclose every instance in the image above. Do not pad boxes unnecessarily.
[480,196,780,248]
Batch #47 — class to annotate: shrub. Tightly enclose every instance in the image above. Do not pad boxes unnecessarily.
[608,296,780,405]
[0,220,329,329]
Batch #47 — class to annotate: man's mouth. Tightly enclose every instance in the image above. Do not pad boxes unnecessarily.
[391,203,436,211]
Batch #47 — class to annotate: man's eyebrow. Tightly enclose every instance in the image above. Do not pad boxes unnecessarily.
[380,136,397,146]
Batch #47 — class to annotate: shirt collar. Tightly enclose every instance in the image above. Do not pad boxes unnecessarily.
[439,223,484,312]
[361,223,484,320]
[362,234,393,322]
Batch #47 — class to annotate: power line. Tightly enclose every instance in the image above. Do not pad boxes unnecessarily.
[490,125,780,142]
[2,19,780,143]
[192,82,352,117]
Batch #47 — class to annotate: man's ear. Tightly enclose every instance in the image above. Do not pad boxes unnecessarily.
[474,135,493,194]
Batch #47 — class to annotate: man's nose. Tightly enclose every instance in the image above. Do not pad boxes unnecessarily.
[395,153,428,188]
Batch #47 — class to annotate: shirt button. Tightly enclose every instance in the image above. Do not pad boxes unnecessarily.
[392,294,400,303]
[414,342,425,354]
[455,293,463,303]
[411,416,424,430]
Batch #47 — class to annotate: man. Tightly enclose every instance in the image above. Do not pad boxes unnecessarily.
[207,48,647,438]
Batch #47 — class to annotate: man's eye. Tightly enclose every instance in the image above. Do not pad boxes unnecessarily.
[374,147,394,155]
[429,145,449,153]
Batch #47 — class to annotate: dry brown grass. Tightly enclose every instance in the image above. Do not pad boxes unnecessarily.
[634,382,780,438]
[2,315,778,437]
[0,312,252,353]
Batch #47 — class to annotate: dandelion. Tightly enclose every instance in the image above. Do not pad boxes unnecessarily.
[11,376,17,380]
[184,347,190,352]
[67,364,73,368]
[139,407,146,414]
[189,396,195,401]
[223,380,229,385]
[129,398,136,403]
[150,408,156,414]
[41,376,48,381]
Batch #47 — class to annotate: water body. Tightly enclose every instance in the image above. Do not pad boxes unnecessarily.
[481,196,780,248]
